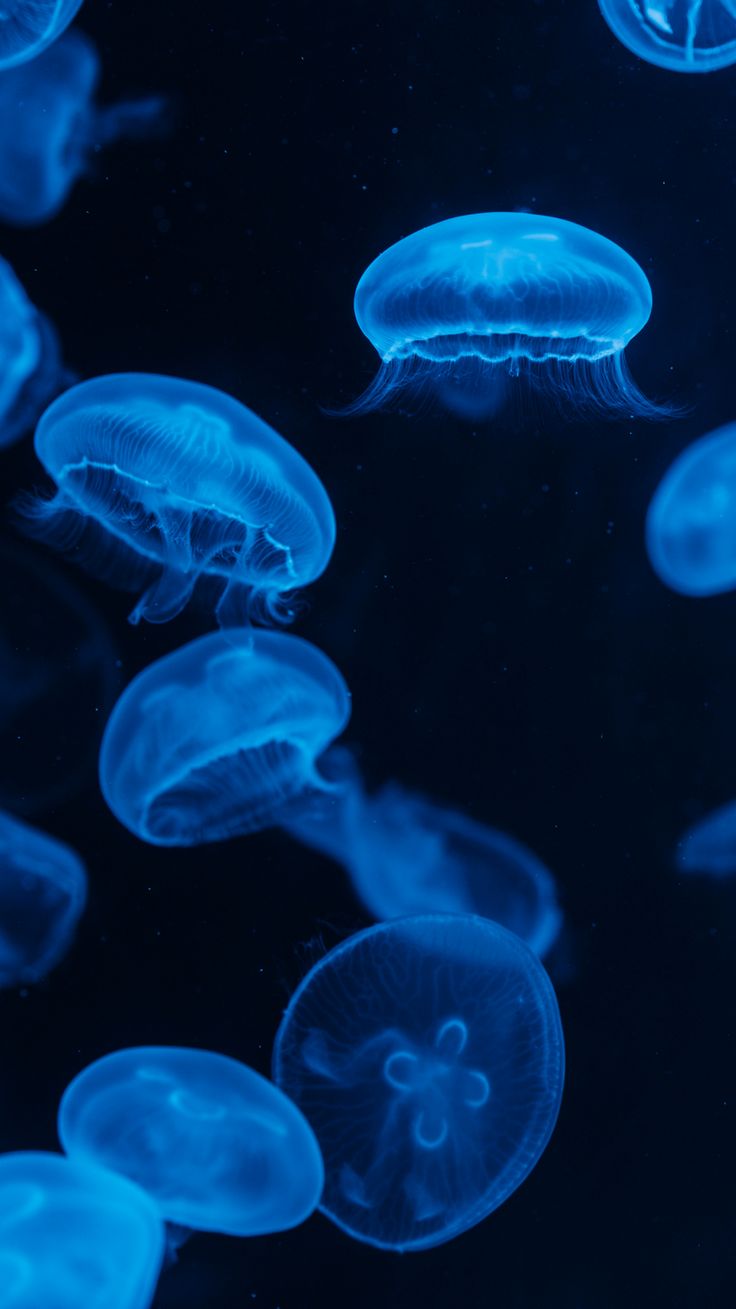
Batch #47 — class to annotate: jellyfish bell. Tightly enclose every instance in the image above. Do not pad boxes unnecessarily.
[598,0,736,73]
[0,0,83,71]
[347,211,663,420]
[0,257,67,450]
[20,372,336,627]
[0,811,87,986]
[646,422,736,595]
[676,800,736,877]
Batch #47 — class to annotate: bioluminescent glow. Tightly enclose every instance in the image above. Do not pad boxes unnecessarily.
[348,211,660,418]
[646,422,736,595]
[0,1152,164,1309]
[0,811,87,987]
[21,372,336,626]
[598,0,736,73]
[99,628,351,846]
[58,1046,324,1236]
[0,31,167,226]
[273,914,564,1251]
[676,800,736,876]
[0,257,66,450]
[0,0,83,70]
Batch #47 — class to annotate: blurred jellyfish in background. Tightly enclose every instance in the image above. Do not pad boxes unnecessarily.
[0,30,168,226]
[284,748,561,957]
[0,0,83,70]
[0,257,67,450]
[99,628,350,847]
[0,811,86,986]
[58,1046,324,1237]
[598,0,736,73]
[0,542,119,815]
[273,913,564,1251]
[0,1152,164,1309]
[347,211,661,420]
[20,373,336,626]
[676,800,736,876]
[646,422,736,595]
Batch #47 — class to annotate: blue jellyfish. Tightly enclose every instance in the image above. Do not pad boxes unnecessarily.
[99,628,350,847]
[645,422,736,595]
[0,0,82,70]
[21,373,336,626]
[0,30,167,226]
[0,811,87,987]
[347,212,661,419]
[273,913,564,1251]
[285,749,561,957]
[598,0,736,73]
[0,1152,164,1309]
[676,800,736,876]
[0,257,67,450]
[58,1046,324,1237]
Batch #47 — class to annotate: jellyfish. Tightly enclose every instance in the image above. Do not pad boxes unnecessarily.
[0,810,87,987]
[58,1046,324,1238]
[645,422,736,595]
[99,628,350,847]
[0,257,67,450]
[0,0,82,70]
[0,30,167,226]
[0,1151,164,1309]
[284,749,561,957]
[20,372,336,627]
[676,800,736,876]
[346,211,661,419]
[598,0,736,73]
[273,913,564,1251]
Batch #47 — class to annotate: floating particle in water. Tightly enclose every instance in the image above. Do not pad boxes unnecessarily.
[598,0,736,73]
[646,422,736,595]
[0,0,83,70]
[0,257,66,450]
[0,810,86,987]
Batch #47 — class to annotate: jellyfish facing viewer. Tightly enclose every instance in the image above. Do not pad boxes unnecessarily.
[0,257,67,450]
[598,0,736,74]
[0,0,83,71]
[646,422,736,595]
[0,811,87,987]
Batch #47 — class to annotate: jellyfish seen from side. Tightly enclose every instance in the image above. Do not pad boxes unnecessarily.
[0,0,83,70]
[0,811,87,987]
[99,628,350,847]
[0,1152,164,1309]
[0,257,67,450]
[646,422,736,595]
[273,913,564,1251]
[58,1046,324,1237]
[347,212,661,420]
[0,30,167,226]
[676,800,736,876]
[598,0,736,73]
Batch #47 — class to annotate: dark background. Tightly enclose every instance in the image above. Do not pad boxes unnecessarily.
[0,0,735,1304]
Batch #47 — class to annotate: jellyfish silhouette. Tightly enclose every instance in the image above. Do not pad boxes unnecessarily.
[347,212,661,419]
[645,422,736,595]
[598,0,736,73]
[99,628,350,847]
[58,1046,324,1237]
[0,257,67,450]
[285,749,561,957]
[20,373,336,627]
[676,800,736,876]
[273,913,564,1251]
[0,1152,164,1309]
[0,811,87,987]
[0,0,83,70]
[0,30,167,226]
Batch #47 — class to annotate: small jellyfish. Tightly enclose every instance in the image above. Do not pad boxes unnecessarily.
[598,0,736,73]
[58,1046,324,1237]
[0,1151,164,1309]
[0,0,82,70]
[21,373,336,626]
[646,422,736,595]
[273,913,564,1251]
[285,749,561,957]
[0,30,167,226]
[676,800,736,876]
[0,257,67,450]
[347,212,661,419]
[99,628,350,847]
[0,810,87,987]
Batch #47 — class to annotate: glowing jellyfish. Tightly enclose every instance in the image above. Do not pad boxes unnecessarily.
[273,913,564,1251]
[58,1046,324,1236]
[0,30,167,226]
[0,257,66,450]
[598,0,736,73]
[285,750,561,957]
[0,0,82,70]
[0,1152,164,1309]
[348,212,660,419]
[21,372,336,626]
[645,422,736,595]
[0,811,87,987]
[676,800,736,876]
[99,628,350,847]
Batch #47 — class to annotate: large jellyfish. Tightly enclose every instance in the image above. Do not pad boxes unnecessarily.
[0,0,82,70]
[347,212,660,419]
[284,749,561,957]
[0,257,67,450]
[0,30,167,226]
[0,1152,164,1309]
[273,913,564,1251]
[598,0,736,73]
[58,1046,324,1236]
[21,373,336,626]
[676,800,736,876]
[646,422,736,595]
[99,628,350,847]
[0,811,87,987]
